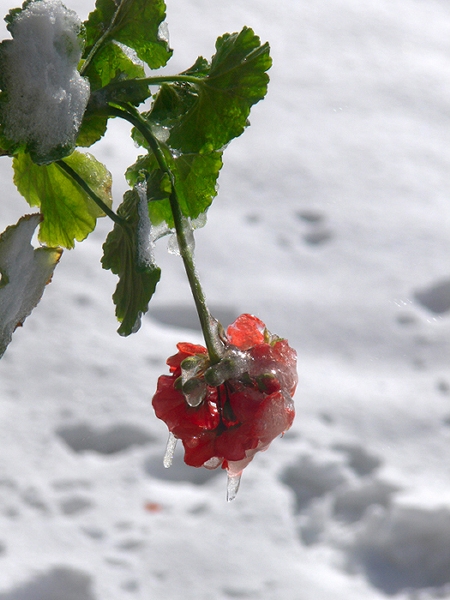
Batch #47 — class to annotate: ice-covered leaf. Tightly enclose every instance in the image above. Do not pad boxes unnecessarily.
[83,0,172,70]
[0,214,62,358]
[126,149,223,227]
[83,40,146,92]
[148,27,271,153]
[0,0,90,164]
[13,151,112,249]
[102,188,161,336]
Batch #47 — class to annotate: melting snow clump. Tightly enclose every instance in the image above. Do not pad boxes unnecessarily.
[0,0,90,162]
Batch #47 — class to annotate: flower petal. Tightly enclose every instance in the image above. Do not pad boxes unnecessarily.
[226,313,266,350]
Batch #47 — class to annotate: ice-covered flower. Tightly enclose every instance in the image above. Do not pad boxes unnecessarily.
[152,314,297,498]
[0,0,90,163]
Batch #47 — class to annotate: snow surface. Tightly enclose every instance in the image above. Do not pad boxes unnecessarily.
[0,0,450,598]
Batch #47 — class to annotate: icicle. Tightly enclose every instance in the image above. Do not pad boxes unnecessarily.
[226,472,242,502]
[163,433,177,468]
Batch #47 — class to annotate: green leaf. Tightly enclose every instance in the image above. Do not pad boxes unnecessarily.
[148,27,271,153]
[83,0,172,70]
[126,149,223,227]
[76,112,109,148]
[83,40,146,91]
[102,189,161,335]
[79,3,160,147]
[13,151,112,249]
[0,214,62,358]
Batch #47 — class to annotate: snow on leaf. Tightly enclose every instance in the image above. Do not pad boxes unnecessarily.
[148,27,272,154]
[83,0,172,71]
[0,214,62,359]
[0,0,90,164]
[101,189,161,336]
[13,151,112,249]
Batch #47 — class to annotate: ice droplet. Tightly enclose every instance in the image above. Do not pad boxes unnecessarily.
[163,433,177,468]
[226,473,242,502]
[184,383,206,407]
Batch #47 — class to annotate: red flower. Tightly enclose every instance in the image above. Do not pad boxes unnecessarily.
[152,314,297,483]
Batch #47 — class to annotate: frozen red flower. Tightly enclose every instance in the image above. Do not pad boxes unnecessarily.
[152,314,297,495]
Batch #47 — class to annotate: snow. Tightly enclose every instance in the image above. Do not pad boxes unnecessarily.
[1,0,89,161]
[0,0,450,598]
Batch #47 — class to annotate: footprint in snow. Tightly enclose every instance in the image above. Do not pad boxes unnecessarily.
[55,422,155,455]
[0,566,96,600]
[414,278,450,315]
[295,209,334,247]
[347,506,450,595]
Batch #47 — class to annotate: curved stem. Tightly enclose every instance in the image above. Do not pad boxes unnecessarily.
[107,103,222,364]
[56,160,125,227]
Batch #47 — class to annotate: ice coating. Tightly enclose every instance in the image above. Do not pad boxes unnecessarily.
[1,0,90,161]
[204,347,249,387]
[180,353,208,407]
[152,314,297,499]
[168,217,196,256]
[167,215,207,256]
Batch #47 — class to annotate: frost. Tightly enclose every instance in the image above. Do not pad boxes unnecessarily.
[136,182,154,268]
[0,214,62,358]
[1,0,90,162]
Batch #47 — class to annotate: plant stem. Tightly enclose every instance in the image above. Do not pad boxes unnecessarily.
[101,75,202,97]
[56,160,125,227]
[107,103,222,364]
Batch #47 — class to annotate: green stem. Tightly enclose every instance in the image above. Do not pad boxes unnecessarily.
[56,160,125,227]
[101,75,201,96]
[139,75,202,86]
[107,103,222,364]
